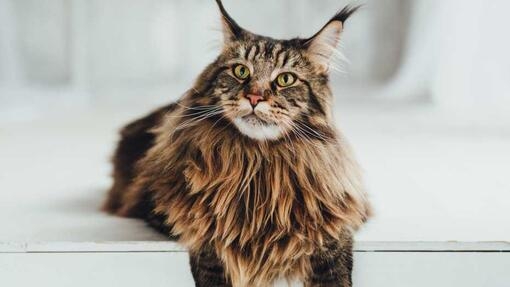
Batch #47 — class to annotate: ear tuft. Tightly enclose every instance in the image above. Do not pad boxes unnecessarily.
[304,5,361,72]
[215,0,244,44]
[330,5,362,25]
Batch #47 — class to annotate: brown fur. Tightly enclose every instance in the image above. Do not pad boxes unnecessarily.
[104,2,370,286]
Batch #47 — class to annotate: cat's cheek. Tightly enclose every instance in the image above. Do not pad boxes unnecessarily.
[224,97,250,115]
[253,102,270,116]
[238,98,253,115]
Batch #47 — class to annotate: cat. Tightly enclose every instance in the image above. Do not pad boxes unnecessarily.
[103,1,371,286]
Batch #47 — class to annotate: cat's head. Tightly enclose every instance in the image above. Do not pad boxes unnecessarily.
[188,0,359,141]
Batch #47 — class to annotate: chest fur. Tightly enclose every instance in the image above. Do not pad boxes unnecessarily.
[145,131,368,286]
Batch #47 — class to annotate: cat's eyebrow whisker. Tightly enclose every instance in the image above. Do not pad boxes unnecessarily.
[311,37,349,75]
[330,50,349,74]
[328,61,348,75]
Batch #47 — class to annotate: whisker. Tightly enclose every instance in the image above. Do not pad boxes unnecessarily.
[294,120,329,140]
[293,119,340,147]
[175,101,221,111]
[290,122,331,150]
[166,107,223,119]
[169,110,225,141]
[279,121,297,156]
[210,112,229,130]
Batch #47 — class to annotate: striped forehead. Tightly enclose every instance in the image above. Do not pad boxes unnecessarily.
[237,41,301,69]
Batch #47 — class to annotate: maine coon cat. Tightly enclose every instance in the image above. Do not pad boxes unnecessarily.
[104,1,371,286]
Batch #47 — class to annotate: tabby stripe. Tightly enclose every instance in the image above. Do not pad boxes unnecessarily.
[270,81,278,91]
[265,41,275,58]
[287,98,301,108]
[191,66,230,100]
[242,46,250,59]
[273,102,285,110]
[281,52,290,67]
[300,78,326,115]
[272,44,283,61]
[257,42,265,58]
[247,46,257,61]
[275,51,285,67]
[249,44,259,61]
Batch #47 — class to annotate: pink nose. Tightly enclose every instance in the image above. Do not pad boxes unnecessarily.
[245,94,264,107]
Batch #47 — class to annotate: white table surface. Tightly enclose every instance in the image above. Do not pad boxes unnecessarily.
[1,99,509,252]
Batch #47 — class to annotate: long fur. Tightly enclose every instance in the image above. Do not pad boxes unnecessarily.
[104,2,370,286]
[109,100,370,286]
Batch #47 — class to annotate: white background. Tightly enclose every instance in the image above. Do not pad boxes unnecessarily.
[0,1,509,286]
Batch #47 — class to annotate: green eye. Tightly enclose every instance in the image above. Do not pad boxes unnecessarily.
[276,72,296,87]
[233,64,250,80]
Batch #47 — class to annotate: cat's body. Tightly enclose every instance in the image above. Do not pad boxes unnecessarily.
[104,1,370,286]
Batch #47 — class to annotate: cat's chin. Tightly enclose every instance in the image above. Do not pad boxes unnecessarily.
[233,115,282,141]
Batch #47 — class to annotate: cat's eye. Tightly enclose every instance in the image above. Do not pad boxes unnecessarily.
[276,73,296,87]
[233,64,250,80]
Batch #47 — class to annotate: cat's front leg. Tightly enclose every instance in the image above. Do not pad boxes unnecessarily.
[189,246,231,287]
[305,234,354,287]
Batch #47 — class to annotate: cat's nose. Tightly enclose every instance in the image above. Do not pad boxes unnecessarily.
[245,94,264,107]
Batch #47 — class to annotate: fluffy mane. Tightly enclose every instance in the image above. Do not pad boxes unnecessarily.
[105,2,371,286]
[115,91,370,286]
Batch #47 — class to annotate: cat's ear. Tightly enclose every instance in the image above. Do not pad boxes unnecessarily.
[302,5,360,72]
[215,0,246,45]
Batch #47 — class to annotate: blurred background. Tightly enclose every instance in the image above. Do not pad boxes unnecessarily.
[1,0,509,245]
[2,0,509,117]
